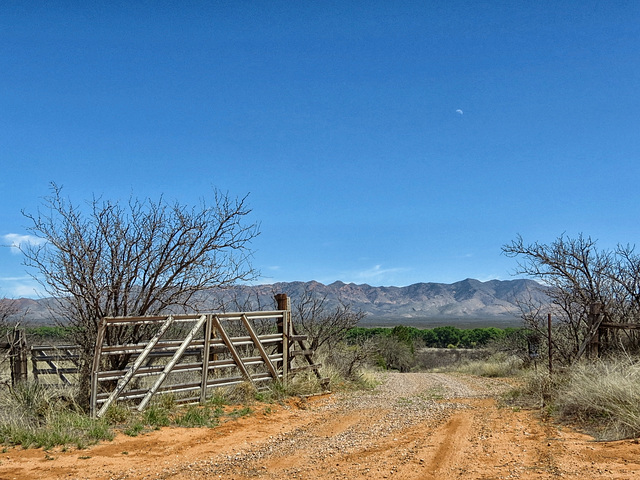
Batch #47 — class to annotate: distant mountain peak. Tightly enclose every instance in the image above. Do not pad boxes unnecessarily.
[10,278,547,327]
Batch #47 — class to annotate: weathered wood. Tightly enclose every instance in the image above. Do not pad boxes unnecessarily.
[575,303,605,361]
[291,349,315,357]
[97,314,177,417]
[137,314,207,411]
[89,297,319,417]
[9,329,28,385]
[31,346,79,385]
[212,315,254,387]
[241,314,279,380]
[290,322,323,381]
[200,314,213,404]
[600,322,640,329]
[275,294,287,386]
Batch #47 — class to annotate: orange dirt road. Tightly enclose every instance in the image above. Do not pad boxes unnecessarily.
[1,372,639,480]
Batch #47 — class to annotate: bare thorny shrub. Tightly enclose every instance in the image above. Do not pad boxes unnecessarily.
[217,285,370,380]
[20,184,259,408]
[291,287,369,379]
[0,298,21,385]
[503,233,640,365]
[293,287,366,352]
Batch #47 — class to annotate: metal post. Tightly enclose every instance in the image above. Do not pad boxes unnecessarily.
[547,313,552,374]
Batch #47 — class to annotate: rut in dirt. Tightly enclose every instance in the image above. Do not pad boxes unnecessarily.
[168,372,513,480]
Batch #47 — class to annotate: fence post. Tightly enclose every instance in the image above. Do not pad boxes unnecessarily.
[588,302,602,358]
[9,329,28,385]
[275,294,290,386]
[547,313,553,374]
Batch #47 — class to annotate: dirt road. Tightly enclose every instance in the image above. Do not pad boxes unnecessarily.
[2,372,640,480]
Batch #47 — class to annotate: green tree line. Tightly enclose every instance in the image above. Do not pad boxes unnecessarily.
[345,325,520,349]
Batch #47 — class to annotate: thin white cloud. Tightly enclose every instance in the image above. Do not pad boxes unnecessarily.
[0,276,43,298]
[0,275,33,282]
[2,233,46,254]
[348,264,409,284]
[9,284,41,298]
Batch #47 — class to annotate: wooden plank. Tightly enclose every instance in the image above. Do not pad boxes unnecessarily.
[241,314,279,380]
[200,314,213,404]
[32,345,79,352]
[91,317,109,417]
[32,352,73,385]
[31,354,80,362]
[97,361,204,381]
[137,314,208,411]
[98,335,281,356]
[212,315,254,387]
[600,322,640,329]
[33,367,78,376]
[291,350,315,357]
[96,314,177,418]
[290,322,323,381]
[289,364,322,374]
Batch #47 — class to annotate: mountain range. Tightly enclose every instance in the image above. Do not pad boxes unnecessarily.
[8,278,547,328]
[225,278,546,327]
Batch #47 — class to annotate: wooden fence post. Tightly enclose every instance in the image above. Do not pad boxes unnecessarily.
[9,329,28,385]
[275,294,290,386]
[547,313,553,374]
[588,302,602,358]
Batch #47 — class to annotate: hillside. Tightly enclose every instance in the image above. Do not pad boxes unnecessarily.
[219,278,545,326]
[6,278,547,327]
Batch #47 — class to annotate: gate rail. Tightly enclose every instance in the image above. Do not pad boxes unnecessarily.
[90,298,322,417]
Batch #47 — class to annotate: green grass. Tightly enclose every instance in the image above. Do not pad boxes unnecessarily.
[227,406,253,419]
[173,405,220,428]
[0,382,113,449]
[0,350,379,450]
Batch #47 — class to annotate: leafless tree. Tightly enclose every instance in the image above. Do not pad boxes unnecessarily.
[503,233,640,361]
[21,183,259,406]
[292,287,366,352]
[0,296,24,385]
[0,298,18,326]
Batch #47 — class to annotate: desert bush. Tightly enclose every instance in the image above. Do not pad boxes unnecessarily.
[216,382,259,404]
[323,340,376,379]
[554,357,640,440]
[455,353,524,378]
[416,347,488,370]
[0,382,113,448]
[371,335,415,372]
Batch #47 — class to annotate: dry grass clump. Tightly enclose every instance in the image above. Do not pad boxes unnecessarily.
[0,382,113,449]
[455,353,524,378]
[554,357,640,440]
[502,356,640,441]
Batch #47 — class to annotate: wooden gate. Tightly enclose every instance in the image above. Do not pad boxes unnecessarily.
[32,345,80,385]
[90,296,322,417]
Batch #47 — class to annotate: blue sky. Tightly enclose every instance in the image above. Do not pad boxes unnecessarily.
[1,1,639,297]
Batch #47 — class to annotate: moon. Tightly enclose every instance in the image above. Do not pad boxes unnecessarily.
[456,109,463,115]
